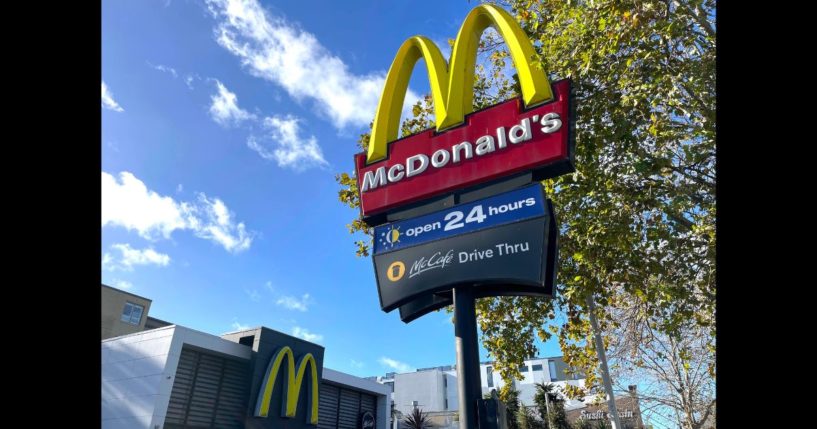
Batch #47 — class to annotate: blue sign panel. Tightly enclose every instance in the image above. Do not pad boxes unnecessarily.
[373,184,546,255]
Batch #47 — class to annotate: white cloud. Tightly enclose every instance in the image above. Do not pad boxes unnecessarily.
[189,193,253,252]
[292,326,323,343]
[350,359,365,369]
[104,243,171,271]
[102,171,186,239]
[102,253,113,269]
[205,0,419,129]
[102,171,254,253]
[276,293,310,312]
[265,280,274,292]
[111,279,133,290]
[209,80,255,126]
[245,289,261,302]
[248,115,326,170]
[101,81,124,112]
[148,62,178,78]
[378,357,413,373]
[231,321,251,331]
[185,74,196,89]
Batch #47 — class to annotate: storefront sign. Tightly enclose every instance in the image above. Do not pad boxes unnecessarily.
[374,184,546,255]
[399,291,452,323]
[354,4,574,224]
[579,409,635,420]
[254,346,320,425]
[375,210,556,312]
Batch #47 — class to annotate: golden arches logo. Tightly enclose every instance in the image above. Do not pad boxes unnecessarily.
[254,346,319,425]
[367,4,553,163]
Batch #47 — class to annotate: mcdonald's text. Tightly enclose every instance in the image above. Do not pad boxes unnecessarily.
[355,79,572,219]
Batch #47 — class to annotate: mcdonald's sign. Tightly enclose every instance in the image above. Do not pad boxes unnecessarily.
[354,4,574,224]
[254,346,320,425]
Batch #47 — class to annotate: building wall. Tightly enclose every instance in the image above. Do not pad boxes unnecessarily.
[103,325,390,429]
[220,327,327,429]
[163,346,251,428]
[383,356,586,419]
[425,410,459,429]
[102,325,253,429]
[479,358,559,392]
[322,368,391,429]
[102,326,175,428]
[101,284,152,340]
[144,317,172,330]
[393,370,448,416]
[443,373,458,412]
[550,358,571,381]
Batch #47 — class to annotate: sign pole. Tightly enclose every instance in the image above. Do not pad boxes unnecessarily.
[453,286,482,429]
[586,296,622,429]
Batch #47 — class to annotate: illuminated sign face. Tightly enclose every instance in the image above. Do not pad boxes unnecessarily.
[354,4,574,223]
[374,185,557,312]
[254,346,320,425]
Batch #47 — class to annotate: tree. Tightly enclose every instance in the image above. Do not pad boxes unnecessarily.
[503,387,522,429]
[470,0,716,403]
[605,284,715,429]
[403,407,435,429]
[518,405,546,429]
[534,383,570,429]
[336,0,714,426]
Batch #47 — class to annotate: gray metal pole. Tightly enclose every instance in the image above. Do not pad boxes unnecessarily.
[586,296,622,429]
[453,287,482,429]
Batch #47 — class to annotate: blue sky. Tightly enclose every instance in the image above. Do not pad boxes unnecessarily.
[101,0,564,377]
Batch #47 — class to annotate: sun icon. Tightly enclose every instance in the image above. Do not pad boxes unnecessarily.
[379,226,401,248]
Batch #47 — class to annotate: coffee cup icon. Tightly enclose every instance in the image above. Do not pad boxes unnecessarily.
[386,261,405,281]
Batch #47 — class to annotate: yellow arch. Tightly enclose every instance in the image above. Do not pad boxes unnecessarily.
[254,346,320,425]
[367,4,553,163]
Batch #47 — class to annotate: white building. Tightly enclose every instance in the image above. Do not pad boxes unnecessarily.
[102,325,390,429]
[370,357,585,428]
[481,357,585,410]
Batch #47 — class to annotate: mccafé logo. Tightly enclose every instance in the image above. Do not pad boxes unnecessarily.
[355,4,574,223]
[254,346,320,425]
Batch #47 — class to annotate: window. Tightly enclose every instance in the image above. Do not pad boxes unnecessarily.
[532,364,543,372]
[519,364,528,373]
[121,302,144,325]
[444,398,448,410]
[443,376,447,387]
[548,360,559,381]
[486,366,494,387]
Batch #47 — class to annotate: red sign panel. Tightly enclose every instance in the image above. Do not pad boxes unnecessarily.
[355,79,573,222]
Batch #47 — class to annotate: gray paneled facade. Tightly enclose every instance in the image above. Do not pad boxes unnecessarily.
[102,325,389,429]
